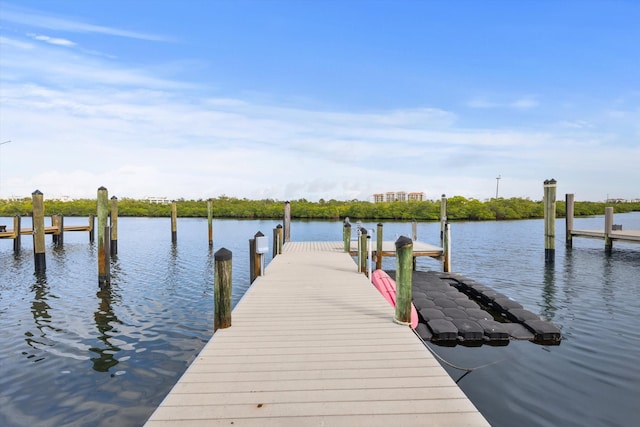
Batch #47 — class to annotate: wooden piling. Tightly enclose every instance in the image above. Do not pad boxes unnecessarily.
[412,219,417,241]
[214,248,232,332]
[343,220,351,253]
[13,215,21,252]
[52,214,63,245]
[207,200,214,247]
[358,227,368,274]
[32,190,46,273]
[171,201,177,243]
[110,196,118,256]
[544,179,557,263]
[440,194,447,247]
[88,214,95,243]
[443,222,451,272]
[376,223,383,270]
[97,186,110,287]
[250,231,265,283]
[395,236,413,325]
[273,224,283,256]
[604,207,614,252]
[565,193,574,248]
[283,201,291,243]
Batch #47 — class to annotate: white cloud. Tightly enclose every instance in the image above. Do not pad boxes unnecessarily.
[29,33,76,46]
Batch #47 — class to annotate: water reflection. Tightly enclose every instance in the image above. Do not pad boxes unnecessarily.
[91,286,123,372]
[24,272,57,362]
[540,264,557,321]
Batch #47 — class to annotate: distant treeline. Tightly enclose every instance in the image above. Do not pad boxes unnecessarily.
[1,196,639,221]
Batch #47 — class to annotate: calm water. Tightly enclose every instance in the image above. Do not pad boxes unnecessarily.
[1,214,639,426]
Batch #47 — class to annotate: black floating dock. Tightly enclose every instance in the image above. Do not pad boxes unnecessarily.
[387,270,561,345]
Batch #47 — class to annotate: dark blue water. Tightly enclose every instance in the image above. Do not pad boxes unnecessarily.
[1,214,639,426]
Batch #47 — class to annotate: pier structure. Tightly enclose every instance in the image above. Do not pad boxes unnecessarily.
[144,241,489,426]
[565,193,640,251]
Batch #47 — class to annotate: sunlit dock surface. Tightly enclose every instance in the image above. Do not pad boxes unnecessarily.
[144,241,488,426]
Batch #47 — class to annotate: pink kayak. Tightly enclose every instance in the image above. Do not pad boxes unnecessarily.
[371,270,419,329]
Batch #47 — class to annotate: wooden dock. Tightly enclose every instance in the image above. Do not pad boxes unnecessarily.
[144,242,488,426]
[569,229,640,243]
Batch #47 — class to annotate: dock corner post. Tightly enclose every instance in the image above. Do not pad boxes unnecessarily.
[214,248,232,332]
[31,190,46,273]
[89,214,95,243]
[412,219,417,241]
[440,194,447,247]
[376,223,383,270]
[358,227,368,274]
[395,236,413,325]
[250,231,265,283]
[543,179,557,263]
[343,220,352,253]
[97,186,110,288]
[110,196,118,256]
[57,214,64,246]
[13,215,21,253]
[276,224,283,255]
[604,206,614,253]
[171,201,178,243]
[443,222,451,272]
[283,201,291,243]
[565,193,574,248]
[207,199,214,247]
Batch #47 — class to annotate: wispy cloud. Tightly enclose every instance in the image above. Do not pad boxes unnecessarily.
[2,5,171,42]
[467,96,539,110]
[28,33,76,46]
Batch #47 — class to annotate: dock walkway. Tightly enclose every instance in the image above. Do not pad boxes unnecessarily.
[144,242,488,426]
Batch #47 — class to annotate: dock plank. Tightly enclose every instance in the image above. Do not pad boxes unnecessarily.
[144,242,488,426]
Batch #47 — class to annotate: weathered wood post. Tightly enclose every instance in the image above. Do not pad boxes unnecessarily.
[376,223,383,270]
[32,190,46,273]
[13,215,21,252]
[214,248,232,332]
[171,201,178,243]
[440,194,447,247]
[283,201,291,243]
[343,220,351,253]
[358,227,368,274]
[443,222,451,272]
[88,214,95,243]
[412,219,417,241]
[565,193,574,248]
[97,186,110,287]
[110,196,118,256]
[273,224,283,256]
[52,214,63,245]
[543,179,557,263]
[207,199,214,247]
[604,207,614,252]
[249,231,265,283]
[395,236,413,325]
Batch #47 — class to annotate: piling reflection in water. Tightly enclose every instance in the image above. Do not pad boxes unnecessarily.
[91,286,122,373]
[25,273,56,362]
[541,264,557,321]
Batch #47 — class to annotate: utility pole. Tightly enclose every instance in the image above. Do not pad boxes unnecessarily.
[495,174,501,199]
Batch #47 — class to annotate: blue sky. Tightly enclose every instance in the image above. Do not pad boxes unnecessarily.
[0,1,638,202]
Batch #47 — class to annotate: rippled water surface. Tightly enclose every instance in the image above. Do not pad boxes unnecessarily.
[1,214,639,426]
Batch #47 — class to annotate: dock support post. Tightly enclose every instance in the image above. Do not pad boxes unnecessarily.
[97,186,110,288]
[273,224,283,256]
[214,248,232,332]
[443,222,451,272]
[110,196,118,256]
[565,193,574,248]
[343,220,351,253]
[376,223,383,270]
[249,231,265,283]
[544,179,557,263]
[89,215,95,243]
[13,215,21,252]
[395,236,413,325]
[440,194,447,247]
[358,228,368,274]
[604,207,614,253]
[52,214,63,246]
[32,190,46,273]
[171,201,177,243]
[412,219,417,241]
[283,201,291,243]
[208,199,214,247]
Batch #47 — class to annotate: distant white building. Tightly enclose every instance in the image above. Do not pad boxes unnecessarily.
[145,196,171,204]
[374,191,425,203]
